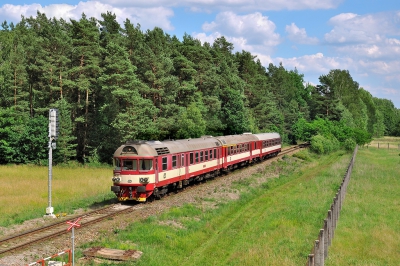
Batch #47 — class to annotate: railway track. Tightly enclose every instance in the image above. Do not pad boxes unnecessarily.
[280,143,309,156]
[0,204,134,256]
[0,144,307,257]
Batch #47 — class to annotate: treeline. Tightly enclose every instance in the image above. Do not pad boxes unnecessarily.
[0,11,399,165]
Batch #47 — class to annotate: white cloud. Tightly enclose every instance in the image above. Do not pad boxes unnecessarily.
[325,11,400,44]
[274,53,353,76]
[0,2,175,30]
[285,23,319,45]
[194,12,281,54]
[92,0,343,11]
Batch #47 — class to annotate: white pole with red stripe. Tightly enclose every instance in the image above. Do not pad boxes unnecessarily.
[67,217,81,266]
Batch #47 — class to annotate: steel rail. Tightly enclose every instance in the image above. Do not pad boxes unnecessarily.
[0,204,133,255]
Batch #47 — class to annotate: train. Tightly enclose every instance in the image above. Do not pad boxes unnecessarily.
[111,132,281,202]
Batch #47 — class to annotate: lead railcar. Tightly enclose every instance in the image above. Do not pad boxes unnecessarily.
[111,132,281,202]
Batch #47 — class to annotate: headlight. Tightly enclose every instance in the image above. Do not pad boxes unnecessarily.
[112,177,121,182]
[139,177,149,183]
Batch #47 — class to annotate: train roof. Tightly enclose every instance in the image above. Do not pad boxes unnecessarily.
[253,132,281,141]
[113,132,281,157]
[214,133,259,146]
[114,136,220,157]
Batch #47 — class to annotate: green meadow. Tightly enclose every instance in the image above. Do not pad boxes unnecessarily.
[0,164,114,228]
[79,146,399,265]
[1,145,398,265]
[326,146,400,265]
[80,150,354,266]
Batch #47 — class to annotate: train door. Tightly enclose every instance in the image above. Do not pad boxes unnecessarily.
[185,153,191,179]
[155,158,159,183]
[179,153,185,179]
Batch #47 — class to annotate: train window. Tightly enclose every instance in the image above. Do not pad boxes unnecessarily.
[205,150,208,161]
[200,151,203,162]
[195,152,199,163]
[124,160,137,170]
[181,154,184,167]
[114,158,121,170]
[139,159,153,171]
[209,149,212,160]
[214,149,217,158]
[172,155,177,168]
[190,153,194,164]
[162,157,168,171]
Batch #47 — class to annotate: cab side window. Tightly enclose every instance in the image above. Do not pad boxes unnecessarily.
[162,157,168,171]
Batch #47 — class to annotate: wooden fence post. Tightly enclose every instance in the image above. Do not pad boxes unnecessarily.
[319,229,325,265]
[314,240,321,266]
[308,254,314,266]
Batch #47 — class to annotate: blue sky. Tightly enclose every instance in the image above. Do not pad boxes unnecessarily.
[1,0,400,107]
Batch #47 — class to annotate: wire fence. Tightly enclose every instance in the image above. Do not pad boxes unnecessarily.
[366,143,400,149]
[307,145,358,266]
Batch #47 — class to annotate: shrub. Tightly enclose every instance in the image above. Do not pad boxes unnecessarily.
[344,138,356,151]
[310,135,340,154]
[310,135,325,154]
[292,150,312,161]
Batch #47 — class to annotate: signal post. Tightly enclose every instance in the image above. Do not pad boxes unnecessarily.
[45,108,59,218]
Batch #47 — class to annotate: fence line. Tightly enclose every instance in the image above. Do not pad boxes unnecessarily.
[366,143,400,149]
[307,145,358,266]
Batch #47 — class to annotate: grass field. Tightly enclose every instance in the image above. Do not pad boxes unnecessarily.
[368,136,400,149]
[79,150,353,266]
[2,144,398,265]
[0,165,115,228]
[326,146,400,265]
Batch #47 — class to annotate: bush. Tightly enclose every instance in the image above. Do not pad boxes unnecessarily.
[310,135,325,154]
[310,135,340,154]
[344,138,356,151]
[292,150,312,161]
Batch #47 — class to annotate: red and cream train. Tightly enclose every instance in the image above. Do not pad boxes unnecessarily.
[111,132,281,202]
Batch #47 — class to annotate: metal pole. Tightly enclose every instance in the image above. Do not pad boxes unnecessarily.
[72,227,75,266]
[48,138,52,212]
[46,137,55,217]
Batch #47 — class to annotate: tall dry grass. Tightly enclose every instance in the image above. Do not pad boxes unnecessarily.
[0,165,114,227]
[368,136,400,149]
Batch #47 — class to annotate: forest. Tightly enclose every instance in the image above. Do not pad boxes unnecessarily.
[0,11,399,165]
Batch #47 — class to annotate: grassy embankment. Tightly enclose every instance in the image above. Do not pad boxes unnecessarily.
[0,165,115,228]
[326,145,400,265]
[79,150,353,266]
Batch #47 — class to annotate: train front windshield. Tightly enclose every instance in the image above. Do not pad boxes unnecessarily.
[139,159,153,171]
[114,158,153,171]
